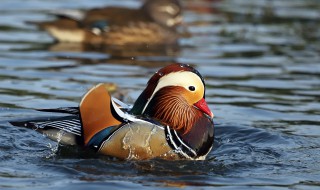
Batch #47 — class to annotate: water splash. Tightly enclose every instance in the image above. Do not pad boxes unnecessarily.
[45,142,58,159]
[44,130,66,158]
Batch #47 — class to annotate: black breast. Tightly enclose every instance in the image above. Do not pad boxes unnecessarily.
[180,116,214,157]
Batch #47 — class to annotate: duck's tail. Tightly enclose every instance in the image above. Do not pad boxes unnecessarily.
[10,111,83,146]
[27,14,84,43]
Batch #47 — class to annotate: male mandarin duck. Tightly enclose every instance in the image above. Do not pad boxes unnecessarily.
[11,64,214,160]
[35,0,183,46]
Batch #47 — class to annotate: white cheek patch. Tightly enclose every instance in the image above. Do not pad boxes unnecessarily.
[142,71,204,113]
[154,72,201,94]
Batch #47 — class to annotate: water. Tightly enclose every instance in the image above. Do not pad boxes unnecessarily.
[0,0,320,189]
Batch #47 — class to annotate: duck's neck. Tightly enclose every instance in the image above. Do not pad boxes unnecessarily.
[143,86,199,134]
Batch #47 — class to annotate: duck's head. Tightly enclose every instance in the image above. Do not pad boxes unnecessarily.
[131,63,213,134]
[142,0,183,28]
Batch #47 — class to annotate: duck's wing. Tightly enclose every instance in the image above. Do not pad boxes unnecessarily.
[48,9,86,21]
[10,115,82,145]
[36,107,80,115]
[79,83,130,145]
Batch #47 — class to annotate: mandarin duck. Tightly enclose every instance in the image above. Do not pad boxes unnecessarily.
[11,64,214,160]
[34,0,183,46]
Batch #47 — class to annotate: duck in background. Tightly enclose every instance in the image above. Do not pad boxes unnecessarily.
[34,0,184,47]
[11,63,214,160]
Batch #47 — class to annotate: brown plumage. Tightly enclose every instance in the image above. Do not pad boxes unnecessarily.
[33,0,183,46]
[145,86,198,134]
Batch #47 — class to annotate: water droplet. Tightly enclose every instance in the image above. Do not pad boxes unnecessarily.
[56,130,65,144]
[158,72,163,76]
[45,142,59,158]
[150,126,157,135]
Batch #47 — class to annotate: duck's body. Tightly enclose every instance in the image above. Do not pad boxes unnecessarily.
[35,0,183,46]
[11,64,214,160]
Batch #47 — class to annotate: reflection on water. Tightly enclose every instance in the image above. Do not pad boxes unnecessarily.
[0,0,320,189]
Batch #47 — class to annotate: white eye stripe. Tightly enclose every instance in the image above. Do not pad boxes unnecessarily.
[158,4,180,15]
[141,71,203,113]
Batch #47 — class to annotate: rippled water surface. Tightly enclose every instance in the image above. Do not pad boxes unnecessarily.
[1,0,320,189]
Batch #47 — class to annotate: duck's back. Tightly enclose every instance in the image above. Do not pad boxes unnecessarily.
[83,7,151,26]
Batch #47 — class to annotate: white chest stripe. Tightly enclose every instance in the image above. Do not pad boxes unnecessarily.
[111,97,161,126]
[165,126,197,160]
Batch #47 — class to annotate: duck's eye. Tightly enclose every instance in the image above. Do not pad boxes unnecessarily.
[188,86,196,91]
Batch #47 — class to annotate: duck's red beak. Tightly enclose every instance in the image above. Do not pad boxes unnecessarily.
[194,98,214,118]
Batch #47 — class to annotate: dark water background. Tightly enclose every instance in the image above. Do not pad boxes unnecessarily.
[0,0,320,189]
